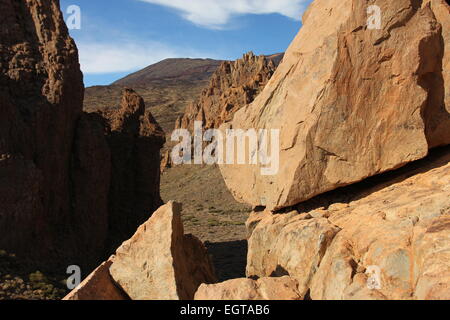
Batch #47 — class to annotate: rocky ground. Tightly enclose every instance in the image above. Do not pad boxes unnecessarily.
[0,250,68,300]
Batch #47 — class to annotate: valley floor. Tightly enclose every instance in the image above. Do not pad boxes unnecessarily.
[161,165,251,281]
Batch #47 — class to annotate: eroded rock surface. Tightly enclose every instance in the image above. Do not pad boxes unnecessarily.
[195,276,302,300]
[176,52,282,131]
[247,148,450,300]
[220,0,450,211]
[0,0,83,262]
[102,88,165,250]
[110,202,217,300]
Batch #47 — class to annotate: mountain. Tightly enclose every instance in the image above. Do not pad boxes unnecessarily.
[84,58,224,135]
[113,58,222,86]
[84,54,284,136]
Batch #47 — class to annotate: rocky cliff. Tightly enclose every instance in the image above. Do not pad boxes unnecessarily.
[0,0,84,264]
[0,0,164,269]
[175,52,283,132]
[101,88,165,250]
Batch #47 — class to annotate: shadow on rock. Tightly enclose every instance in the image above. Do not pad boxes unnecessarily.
[205,240,247,282]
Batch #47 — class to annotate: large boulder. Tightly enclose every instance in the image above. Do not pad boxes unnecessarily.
[219,0,450,211]
[247,148,450,300]
[195,277,303,300]
[109,202,217,300]
[246,211,340,297]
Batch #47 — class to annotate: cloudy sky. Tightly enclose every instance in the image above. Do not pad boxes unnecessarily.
[60,0,311,87]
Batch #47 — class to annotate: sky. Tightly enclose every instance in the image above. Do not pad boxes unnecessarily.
[60,0,312,87]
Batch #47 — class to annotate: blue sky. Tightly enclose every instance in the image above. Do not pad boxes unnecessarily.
[60,0,312,87]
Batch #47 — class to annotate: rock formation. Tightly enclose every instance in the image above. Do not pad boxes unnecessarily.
[176,52,283,132]
[195,276,303,300]
[109,202,216,300]
[4,0,450,302]
[101,88,165,250]
[219,0,450,211]
[0,0,83,263]
[190,0,450,301]
[0,0,164,269]
[246,147,450,300]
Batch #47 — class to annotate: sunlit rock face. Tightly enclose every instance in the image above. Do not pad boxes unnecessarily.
[220,0,450,211]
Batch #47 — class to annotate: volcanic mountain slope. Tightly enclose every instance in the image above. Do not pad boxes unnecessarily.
[84,58,223,135]
[85,53,284,137]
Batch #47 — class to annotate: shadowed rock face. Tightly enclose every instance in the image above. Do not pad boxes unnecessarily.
[176,52,283,132]
[219,0,450,211]
[0,0,164,269]
[0,0,84,263]
[102,88,165,251]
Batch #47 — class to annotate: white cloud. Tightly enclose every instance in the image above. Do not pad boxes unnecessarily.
[77,41,211,74]
[139,0,309,29]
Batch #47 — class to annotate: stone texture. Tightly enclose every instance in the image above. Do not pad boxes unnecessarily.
[246,210,340,297]
[110,202,217,300]
[195,276,302,300]
[63,257,129,301]
[246,148,450,300]
[422,0,450,147]
[0,0,165,269]
[0,0,83,262]
[176,52,282,132]
[219,0,450,211]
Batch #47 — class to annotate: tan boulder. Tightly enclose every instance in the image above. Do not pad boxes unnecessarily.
[109,202,216,300]
[247,148,450,300]
[195,277,303,300]
[413,215,450,300]
[246,211,340,297]
[63,258,128,300]
[219,0,450,211]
